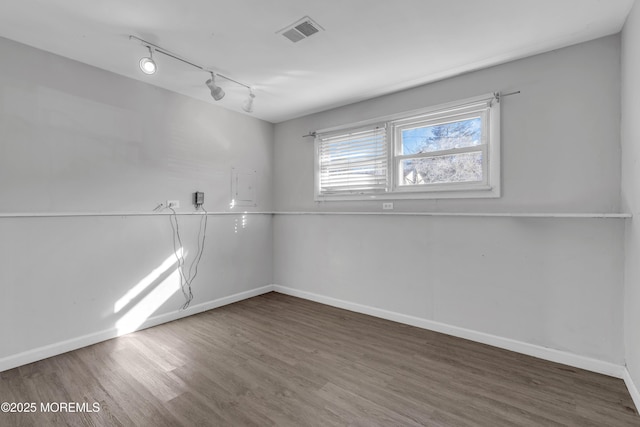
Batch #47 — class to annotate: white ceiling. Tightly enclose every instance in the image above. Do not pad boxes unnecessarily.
[0,0,634,123]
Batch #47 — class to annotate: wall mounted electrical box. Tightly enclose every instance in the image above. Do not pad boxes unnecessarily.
[231,168,257,207]
[193,191,204,208]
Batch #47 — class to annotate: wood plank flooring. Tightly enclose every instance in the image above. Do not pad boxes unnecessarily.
[0,292,638,426]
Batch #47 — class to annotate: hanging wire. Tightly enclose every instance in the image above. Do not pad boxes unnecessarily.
[167,205,208,310]
[168,207,190,307]
[184,207,208,308]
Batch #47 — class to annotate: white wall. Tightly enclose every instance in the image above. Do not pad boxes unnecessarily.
[622,0,640,396]
[0,37,274,369]
[273,36,626,366]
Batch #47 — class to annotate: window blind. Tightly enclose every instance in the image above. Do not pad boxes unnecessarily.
[317,125,388,195]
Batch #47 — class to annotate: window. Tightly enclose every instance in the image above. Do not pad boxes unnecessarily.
[315,93,500,200]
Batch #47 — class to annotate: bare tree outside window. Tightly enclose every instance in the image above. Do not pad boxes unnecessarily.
[400,118,483,185]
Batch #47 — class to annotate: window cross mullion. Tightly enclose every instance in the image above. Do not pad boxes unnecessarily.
[396,144,486,161]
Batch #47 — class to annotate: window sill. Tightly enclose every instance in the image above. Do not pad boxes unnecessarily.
[315,186,500,202]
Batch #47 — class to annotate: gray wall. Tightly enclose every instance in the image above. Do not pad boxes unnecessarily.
[274,36,621,214]
[0,37,274,366]
[273,36,625,364]
[622,0,640,395]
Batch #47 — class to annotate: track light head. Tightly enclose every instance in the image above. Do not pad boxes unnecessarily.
[242,89,255,113]
[205,73,225,101]
[139,46,157,75]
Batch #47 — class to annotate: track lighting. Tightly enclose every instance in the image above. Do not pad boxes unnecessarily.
[139,46,157,75]
[242,89,255,113]
[130,35,255,113]
[205,73,225,101]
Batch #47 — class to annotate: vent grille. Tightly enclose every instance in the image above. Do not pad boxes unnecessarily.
[282,28,305,43]
[295,21,319,37]
[278,16,323,43]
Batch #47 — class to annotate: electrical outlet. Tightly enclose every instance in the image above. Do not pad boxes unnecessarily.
[383,202,394,210]
[167,200,180,209]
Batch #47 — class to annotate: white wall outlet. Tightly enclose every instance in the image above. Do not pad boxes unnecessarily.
[167,200,180,209]
[383,202,394,210]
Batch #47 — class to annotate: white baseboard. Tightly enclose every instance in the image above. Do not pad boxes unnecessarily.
[272,285,625,379]
[1,282,630,390]
[624,368,640,413]
[0,285,274,373]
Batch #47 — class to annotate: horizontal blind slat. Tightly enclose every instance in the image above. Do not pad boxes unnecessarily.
[317,126,388,196]
[319,159,387,170]
[320,176,387,185]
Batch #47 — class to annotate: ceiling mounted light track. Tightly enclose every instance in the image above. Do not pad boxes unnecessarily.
[130,35,255,113]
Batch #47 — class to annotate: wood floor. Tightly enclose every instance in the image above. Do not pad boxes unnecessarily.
[1,292,638,426]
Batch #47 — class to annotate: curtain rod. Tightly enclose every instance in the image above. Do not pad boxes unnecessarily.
[302,90,521,138]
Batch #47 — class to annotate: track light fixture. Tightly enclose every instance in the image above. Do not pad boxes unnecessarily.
[130,35,255,113]
[206,73,225,101]
[139,46,157,75]
[242,89,255,113]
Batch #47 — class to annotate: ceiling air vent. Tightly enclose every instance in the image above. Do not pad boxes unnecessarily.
[277,16,324,43]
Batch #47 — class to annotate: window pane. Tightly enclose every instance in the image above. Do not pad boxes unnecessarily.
[400,151,483,185]
[401,117,481,155]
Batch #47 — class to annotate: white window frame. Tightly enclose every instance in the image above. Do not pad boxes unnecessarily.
[314,93,500,201]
